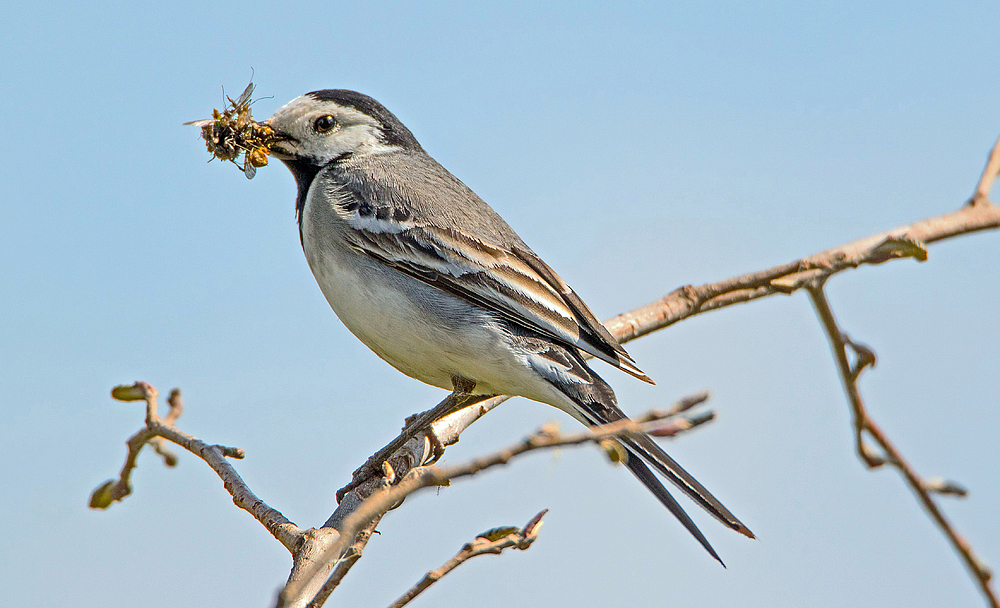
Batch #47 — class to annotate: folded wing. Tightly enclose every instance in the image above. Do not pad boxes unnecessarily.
[343,216,652,383]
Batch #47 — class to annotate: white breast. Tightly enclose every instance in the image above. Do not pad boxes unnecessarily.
[299,185,550,400]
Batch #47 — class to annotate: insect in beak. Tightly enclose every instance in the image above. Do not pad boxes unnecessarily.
[187,80,276,179]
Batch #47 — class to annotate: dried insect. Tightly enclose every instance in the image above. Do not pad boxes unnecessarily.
[186,80,276,180]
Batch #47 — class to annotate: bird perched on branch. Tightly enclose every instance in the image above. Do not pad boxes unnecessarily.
[264,90,753,563]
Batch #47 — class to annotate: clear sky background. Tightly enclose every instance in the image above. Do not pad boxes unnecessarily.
[2,2,998,607]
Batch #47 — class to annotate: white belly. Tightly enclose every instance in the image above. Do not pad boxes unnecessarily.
[301,206,540,398]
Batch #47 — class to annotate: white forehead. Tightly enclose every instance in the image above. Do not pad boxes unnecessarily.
[265,94,396,161]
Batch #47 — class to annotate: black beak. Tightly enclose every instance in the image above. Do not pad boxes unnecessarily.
[266,130,298,160]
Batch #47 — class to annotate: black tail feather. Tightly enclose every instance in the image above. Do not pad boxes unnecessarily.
[622,433,755,539]
[622,454,726,566]
[523,335,753,561]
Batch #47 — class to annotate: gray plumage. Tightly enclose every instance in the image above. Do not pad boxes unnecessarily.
[265,90,753,563]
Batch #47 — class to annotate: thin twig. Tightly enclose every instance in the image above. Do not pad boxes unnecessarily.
[389,510,548,608]
[972,132,1000,204]
[807,285,997,608]
[147,388,184,466]
[90,382,304,553]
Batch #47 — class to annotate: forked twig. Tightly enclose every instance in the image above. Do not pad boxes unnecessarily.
[90,382,303,552]
[807,284,997,608]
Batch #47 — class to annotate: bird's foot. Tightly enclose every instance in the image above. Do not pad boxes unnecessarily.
[336,378,479,502]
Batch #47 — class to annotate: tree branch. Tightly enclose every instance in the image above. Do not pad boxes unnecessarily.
[284,396,714,608]
[278,405,716,607]
[807,284,997,607]
[603,199,998,344]
[795,133,1000,608]
[89,382,304,553]
[388,509,549,608]
[972,132,1000,205]
[90,381,710,608]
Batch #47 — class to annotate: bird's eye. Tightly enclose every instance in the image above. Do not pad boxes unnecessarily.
[314,115,337,133]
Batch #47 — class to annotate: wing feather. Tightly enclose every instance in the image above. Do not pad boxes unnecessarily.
[342,213,652,383]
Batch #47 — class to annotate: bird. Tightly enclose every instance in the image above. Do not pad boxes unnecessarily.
[263,89,753,563]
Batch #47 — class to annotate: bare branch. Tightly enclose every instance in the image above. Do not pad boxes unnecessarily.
[337,378,488,502]
[603,201,998,345]
[807,285,997,608]
[90,382,304,553]
[279,406,714,608]
[389,510,548,608]
[303,527,372,608]
[972,132,1000,205]
[281,388,709,606]
[148,389,184,466]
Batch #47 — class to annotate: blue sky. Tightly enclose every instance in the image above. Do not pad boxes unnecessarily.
[2,2,998,606]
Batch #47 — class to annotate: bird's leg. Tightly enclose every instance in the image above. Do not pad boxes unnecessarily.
[337,376,489,502]
[399,376,489,465]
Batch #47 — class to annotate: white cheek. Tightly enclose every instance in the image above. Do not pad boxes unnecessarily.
[300,124,396,160]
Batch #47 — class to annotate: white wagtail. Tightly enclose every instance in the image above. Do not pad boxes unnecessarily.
[264,90,753,563]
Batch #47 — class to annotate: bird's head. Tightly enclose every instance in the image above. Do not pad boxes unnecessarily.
[265,90,421,184]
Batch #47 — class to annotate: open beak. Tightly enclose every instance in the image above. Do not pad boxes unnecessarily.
[267,135,297,160]
[264,122,298,160]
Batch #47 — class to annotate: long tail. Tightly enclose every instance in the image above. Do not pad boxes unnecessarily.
[586,410,754,566]
[621,451,726,564]
[526,342,753,564]
[620,432,755,541]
